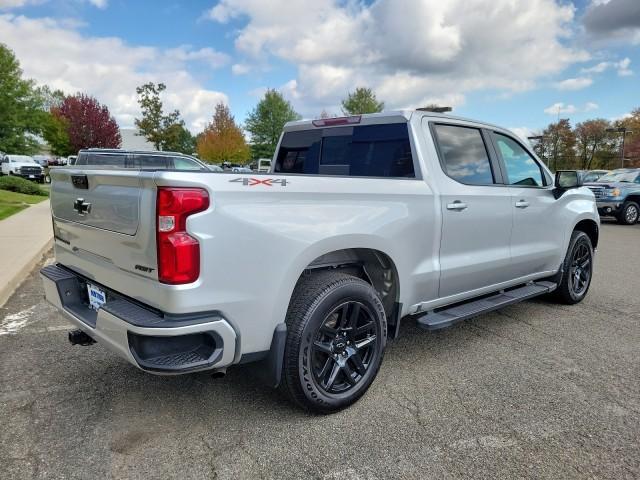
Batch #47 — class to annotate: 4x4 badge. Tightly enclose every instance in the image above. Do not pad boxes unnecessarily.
[229,177,288,187]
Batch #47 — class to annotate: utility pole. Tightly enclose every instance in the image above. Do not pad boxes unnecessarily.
[606,127,633,169]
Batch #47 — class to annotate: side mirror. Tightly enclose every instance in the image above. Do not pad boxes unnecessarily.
[554,170,582,198]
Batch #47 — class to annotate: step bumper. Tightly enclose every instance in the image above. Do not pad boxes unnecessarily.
[40,264,237,374]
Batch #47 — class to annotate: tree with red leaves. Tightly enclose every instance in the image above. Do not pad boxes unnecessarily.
[51,93,121,155]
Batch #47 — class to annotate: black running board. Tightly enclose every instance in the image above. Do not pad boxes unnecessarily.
[416,281,557,331]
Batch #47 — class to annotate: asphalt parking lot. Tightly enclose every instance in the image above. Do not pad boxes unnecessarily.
[1,220,639,480]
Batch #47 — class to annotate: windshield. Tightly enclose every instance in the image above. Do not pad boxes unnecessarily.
[10,155,37,164]
[598,171,640,183]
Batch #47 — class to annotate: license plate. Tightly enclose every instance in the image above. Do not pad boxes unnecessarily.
[87,283,106,311]
[29,175,35,178]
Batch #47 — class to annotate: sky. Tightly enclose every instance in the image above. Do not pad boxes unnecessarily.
[0,0,638,141]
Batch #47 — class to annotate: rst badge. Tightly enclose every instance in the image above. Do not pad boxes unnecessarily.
[229,177,289,187]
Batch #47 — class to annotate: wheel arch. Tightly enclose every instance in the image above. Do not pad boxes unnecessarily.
[623,195,640,207]
[299,248,401,331]
[573,218,599,249]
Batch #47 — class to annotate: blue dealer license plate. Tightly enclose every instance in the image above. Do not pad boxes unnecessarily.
[87,283,106,310]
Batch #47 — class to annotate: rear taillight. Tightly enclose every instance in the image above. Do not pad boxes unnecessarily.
[156,187,209,284]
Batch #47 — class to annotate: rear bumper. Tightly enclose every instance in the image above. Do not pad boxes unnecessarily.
[596,201,623,216]
[40,264,237,374]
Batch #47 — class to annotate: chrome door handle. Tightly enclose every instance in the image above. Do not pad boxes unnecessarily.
[447,201,468,211]
[515,200,530,209]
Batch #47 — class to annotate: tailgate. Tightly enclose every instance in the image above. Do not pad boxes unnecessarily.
[50,168,158,281]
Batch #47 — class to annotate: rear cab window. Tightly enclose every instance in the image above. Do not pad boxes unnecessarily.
[274,123,415,178]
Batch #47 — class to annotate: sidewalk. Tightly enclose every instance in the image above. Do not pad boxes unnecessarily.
[0,200,52,307]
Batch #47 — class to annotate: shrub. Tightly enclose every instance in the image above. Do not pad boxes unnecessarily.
[0,175,48,196]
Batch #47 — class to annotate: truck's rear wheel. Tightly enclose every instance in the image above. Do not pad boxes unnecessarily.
[552,230,593,305]
[617,201,639,225]
[281,271,387,413]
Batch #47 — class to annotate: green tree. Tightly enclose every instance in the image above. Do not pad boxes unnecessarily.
[617,108,640,167]
[245,89,300,159]
[532,119,576,171]
[41,114,71,157]
[197,103,250,163]
[164,121,196,154]
[0,44,47,153]
[341,87,384,115]
[37,85,65,112]
[574,119,615,169]
[134,82,182,151]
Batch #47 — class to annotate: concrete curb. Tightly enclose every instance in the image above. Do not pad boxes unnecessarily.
[0,239,52,308]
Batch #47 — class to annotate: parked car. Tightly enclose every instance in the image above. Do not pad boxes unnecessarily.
[42,111,598,413]
[231,166,252,173]
[585,168,640,224]
[207,164,224,173]
[74,149,210,171]
[0,154,45,183]
[33,155,51,167]
[578,169,609,183]
[257,158,272,173]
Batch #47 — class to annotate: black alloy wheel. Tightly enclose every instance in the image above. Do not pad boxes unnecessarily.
[311,301,378,395]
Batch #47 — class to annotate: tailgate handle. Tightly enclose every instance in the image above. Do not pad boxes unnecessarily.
[71,174,89,189]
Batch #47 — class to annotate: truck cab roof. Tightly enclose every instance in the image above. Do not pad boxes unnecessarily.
[283,110,504,133]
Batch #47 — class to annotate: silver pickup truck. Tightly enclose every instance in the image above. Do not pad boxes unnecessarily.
[41,111,599,413]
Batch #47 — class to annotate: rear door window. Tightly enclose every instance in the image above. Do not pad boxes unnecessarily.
[433,124,495,185]
[76,152,126,167]
[274,123,415,178]
[133,154,169,169]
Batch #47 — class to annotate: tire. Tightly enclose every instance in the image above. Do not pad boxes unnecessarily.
[616,201,639,225]
[552,231,594,305]
[280,270,387,413]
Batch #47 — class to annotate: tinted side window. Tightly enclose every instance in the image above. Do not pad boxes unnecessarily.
[495,134,544,187]
[135,155,168,169]
[274,123,414,178]
[434,124,494,185]
[76,153,126,167]
[172,157,204,171]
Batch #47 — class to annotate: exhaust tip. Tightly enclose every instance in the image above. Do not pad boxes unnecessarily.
[211,369,226,379]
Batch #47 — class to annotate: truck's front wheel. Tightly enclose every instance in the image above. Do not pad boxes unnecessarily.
[617,201,639,225]
[281,271,387,413]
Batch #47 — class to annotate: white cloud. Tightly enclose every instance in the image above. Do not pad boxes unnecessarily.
[554,77,593,90]
[543,102,599,115]
[0,0,43,8]
[204,0,588,116]
[88,0,107,8]
[0,14,228,132]
[0,0,107,9]
[509,127,534,145]
[231,63,251,75]
[616,57,633,76]
[581,57,633,76]
[164,45,229,69]
[584,101,599,112]
[544,103,577,115]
